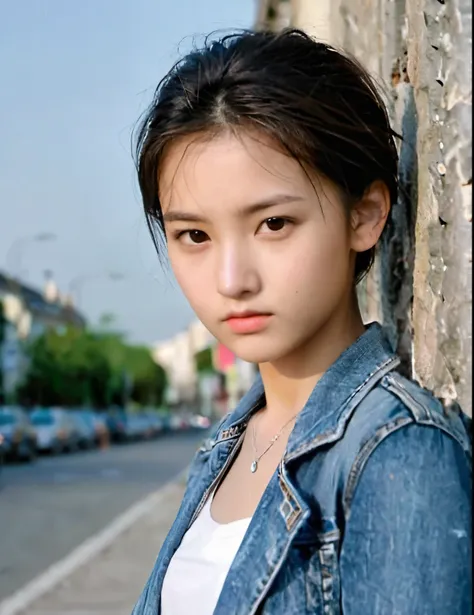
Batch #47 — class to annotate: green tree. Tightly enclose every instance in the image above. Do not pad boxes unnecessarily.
[123,345,167,406]
[195,346,214,374]
[17,323,167,408]
[17,327,112,407]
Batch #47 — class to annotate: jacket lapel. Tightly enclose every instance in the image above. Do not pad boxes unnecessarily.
[214,464,311,615]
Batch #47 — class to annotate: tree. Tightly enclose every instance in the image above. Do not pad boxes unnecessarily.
[123,345,167,406]
[195,346,214,374]
[16,324,167,408]
[16,327,113,407]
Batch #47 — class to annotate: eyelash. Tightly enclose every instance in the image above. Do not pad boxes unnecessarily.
[173,217,293,245]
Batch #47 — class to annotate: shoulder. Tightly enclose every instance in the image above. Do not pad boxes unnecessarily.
[341,370,472,518]
[338,377,472,614]
[344,369,471,448]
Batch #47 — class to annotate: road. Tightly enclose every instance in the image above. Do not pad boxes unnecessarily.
[0,430,205,601]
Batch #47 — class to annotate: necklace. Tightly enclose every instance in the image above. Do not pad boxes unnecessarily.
[250,409,300,473]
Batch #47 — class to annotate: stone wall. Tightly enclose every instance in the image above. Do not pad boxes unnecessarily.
[257,0,472,414]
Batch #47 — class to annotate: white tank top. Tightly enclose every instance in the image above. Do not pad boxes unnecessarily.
[161,488,252,615]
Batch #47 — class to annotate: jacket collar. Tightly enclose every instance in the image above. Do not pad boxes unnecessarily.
[217,322,400,456]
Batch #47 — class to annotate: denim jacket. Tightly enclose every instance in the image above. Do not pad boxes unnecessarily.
[132,322,472,615]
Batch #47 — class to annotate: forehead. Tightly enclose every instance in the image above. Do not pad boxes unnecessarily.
[158,129,314,210]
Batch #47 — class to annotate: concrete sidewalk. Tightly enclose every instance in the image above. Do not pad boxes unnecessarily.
[12,479,185,615]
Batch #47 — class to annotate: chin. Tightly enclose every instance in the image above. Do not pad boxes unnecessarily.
[227,335,288,364]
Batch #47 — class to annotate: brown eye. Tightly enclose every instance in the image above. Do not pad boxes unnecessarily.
[175,229,209,245]
[188,230,207,244]
[265,217,287,232]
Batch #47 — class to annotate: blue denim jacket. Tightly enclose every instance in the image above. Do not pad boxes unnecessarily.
[132,322,472,615]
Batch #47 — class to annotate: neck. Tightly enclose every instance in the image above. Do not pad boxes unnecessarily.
[257,301,365,424]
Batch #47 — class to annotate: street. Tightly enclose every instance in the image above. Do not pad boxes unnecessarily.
[0,430,205,601]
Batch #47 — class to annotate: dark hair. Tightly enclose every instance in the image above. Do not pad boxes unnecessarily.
[134,28,399,284]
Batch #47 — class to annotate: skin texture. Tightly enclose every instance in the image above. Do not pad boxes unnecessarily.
[159,129,390,428]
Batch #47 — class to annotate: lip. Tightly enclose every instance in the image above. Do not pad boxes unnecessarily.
[224,312,273,334]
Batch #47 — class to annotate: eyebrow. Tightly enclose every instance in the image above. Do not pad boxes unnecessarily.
[163,194,305,223]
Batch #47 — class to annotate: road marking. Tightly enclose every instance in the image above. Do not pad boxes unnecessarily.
[0,467,189,615]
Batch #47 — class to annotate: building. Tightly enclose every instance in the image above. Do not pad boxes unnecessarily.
[152,319,258,415]
[213,343,258,412]
[0,272,86,400]
[152,320,215,407]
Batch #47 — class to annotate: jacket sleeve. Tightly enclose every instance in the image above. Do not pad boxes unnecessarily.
[340,423,472,615]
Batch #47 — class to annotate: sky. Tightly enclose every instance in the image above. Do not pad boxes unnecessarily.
[0,0,256,345]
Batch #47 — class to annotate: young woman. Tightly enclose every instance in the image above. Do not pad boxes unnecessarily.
[132,29,471,615]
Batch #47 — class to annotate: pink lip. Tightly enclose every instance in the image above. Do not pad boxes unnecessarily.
[225,314,272,334]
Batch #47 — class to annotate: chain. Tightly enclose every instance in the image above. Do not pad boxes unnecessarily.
[250,409,299,473]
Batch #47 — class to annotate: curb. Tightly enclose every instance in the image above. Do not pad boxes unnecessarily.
[0,468,188,615]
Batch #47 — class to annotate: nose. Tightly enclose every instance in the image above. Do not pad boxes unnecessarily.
[216,242,261,299]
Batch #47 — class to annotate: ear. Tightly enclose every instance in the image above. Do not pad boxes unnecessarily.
[349,180,391,252]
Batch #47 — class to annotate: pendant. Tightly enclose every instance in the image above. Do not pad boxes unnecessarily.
[250,460,258,473]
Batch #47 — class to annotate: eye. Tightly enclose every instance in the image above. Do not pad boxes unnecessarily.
[175,229,209,245]
[260,217,291,233]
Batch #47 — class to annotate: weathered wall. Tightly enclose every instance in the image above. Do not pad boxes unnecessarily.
[257,0,472,414]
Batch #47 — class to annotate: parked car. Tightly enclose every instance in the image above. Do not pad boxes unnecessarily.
[160,414,172,433]
[71,410,97,449]
[73,409,110,447]
[0,406,37,462]
[189,414,212,430]
[91,412,109,445]
[0,432,5,464]
[141,411,161,439]
[127,412,149,440]
[0,432,5,473]
[105,410,132,443]
[170,414,190,431]
[144,412,163,438]
[30,408,80,454]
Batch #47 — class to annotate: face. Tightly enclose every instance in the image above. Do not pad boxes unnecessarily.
[159,130,382,365]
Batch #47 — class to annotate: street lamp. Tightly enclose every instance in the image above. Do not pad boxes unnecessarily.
[5,232,57,280]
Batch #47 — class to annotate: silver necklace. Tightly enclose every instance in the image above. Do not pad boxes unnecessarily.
[250,410,299,474]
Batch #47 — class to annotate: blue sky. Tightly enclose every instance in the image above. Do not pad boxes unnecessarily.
[0,0,256,344]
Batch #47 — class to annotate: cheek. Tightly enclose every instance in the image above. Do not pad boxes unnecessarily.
[276,226,350,290]
[170,254,214,312]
